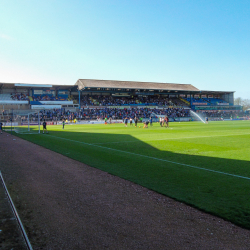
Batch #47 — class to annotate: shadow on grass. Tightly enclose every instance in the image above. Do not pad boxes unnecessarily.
[14,128,250,229]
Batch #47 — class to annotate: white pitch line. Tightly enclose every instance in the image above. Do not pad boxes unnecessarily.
[47,134,250,181]
[93,132,250,145]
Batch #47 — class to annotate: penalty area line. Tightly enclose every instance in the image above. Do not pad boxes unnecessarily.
[47,134,250,181]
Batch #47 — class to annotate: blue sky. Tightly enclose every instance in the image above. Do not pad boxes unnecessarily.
[0,0,249,98]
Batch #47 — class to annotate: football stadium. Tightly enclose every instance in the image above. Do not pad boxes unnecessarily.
[0,79,245,125]
[1,79,250,249]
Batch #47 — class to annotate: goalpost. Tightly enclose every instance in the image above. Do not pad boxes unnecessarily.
[12,110,41,134]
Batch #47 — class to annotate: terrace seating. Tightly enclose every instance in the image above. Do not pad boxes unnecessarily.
[81,96,189,107]
[0,94,12,101]
[11,93,30,101]
[185,98,208,105]
[204,98,228,105]
[0,93,29,104]
[32,95,70,102]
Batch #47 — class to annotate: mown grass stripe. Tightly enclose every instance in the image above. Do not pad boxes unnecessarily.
[92,132,250,145]
[47,134,250,181]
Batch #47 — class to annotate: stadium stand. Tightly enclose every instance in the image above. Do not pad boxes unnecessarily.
[0,93,29,104]
[0,79,244,123]
[80,95,188,107]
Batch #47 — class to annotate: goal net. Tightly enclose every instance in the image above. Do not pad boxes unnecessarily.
[12,110,41,134]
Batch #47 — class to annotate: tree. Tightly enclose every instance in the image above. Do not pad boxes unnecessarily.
[234,97,242,105]
[241,99,250,111]
[234,98,250,111]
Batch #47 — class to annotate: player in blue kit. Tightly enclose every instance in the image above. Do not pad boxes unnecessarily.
[124,117,128,127]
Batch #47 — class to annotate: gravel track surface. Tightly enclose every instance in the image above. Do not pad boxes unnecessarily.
[0,132,250,249]
[0,175,28,250]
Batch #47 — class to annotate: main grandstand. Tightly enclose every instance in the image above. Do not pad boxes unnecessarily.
[0,79,245,125]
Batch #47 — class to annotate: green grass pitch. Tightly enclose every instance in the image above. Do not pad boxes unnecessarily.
[11,120,250,229]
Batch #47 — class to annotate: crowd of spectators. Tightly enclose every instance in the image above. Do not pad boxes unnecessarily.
[81,95,188,107]
[9,93,71,102]
[22,108,247,123]
[33,95,53,101]
[8,93,245,123]
[187,97,207,103]
[11,93,29,101]
[35,106,190,122]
